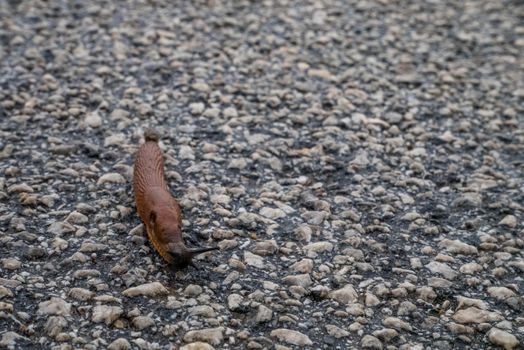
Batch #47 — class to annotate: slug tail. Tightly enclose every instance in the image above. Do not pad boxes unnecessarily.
[144,128,161,142]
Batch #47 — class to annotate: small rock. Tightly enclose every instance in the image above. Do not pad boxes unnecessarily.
[227,294,244,311]
[85,112,102,128]
[188,305,216,318]
[65,211,88,224]
[184,284,203,297]
[110,109,129,120]
[228,158,247,170]
[104,134,126,147]
[223,107,238,118]
[259,207,286,220]
[133,316,155,330]
[91,305,123,325]
[456,296,489,310]
[438,239,478,255]
[290,259,314,273]
[183,327,224,346]
[38,297,71,316]
[372,328,398,342]
[282,274,312,288]
[255,305,273,323]
[361,335,383,349]
[302,211,327,225]
[97,173,126,185]
[190,102,205,115]
[180,342,215,350]
[487,287,516,300]
[303,241,333,255]
[294,225,312,242]
[329,284,358,304]
[428,277,453,288]
[365,293,380,307]
[7,183,34,194]
[68,288,95,301]
[308,68,334,80]
[499,215,517,228]
[252,240,278,256]
[0,286,14,299]
[2,258,21,270]
[244,251,265,269]
[48,221,75,235]
[401,212,421,221]
[382,317,412,331]
[79,242,107,253]
[453,307,503,324]
[326,325,349,338]
[487,328,520,350]
[425,261,458,280]
[0,332,28,348]
[459,262,483,274]
[108,338,131,350]
[179,145,195,160]
[270,328,313,346]
[44,316,67,337]
[123,282,168,297]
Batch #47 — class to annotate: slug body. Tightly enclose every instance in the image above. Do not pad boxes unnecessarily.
[133,130,216,268]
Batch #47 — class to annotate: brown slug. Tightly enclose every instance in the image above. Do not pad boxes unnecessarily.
[133,129,217,268]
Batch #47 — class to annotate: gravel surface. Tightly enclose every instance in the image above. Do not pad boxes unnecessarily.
[0,1,523,349]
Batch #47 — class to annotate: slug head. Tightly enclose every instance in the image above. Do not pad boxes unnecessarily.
[167,242,218,269]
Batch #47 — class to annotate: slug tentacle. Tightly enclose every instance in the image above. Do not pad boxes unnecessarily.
[133,130,217,269]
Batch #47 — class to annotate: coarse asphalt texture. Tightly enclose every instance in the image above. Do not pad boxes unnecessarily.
[0,0,523,349]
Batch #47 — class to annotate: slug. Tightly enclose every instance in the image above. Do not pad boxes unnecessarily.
[133,129,217,268]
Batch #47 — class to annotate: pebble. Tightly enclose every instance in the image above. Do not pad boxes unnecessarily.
[425,261,458,280]
[184,285,203,297]
[329,285,358,304]
[326,325,349,338]
[48,221,76,235]
[132,316,155,330]
[254,305,273,323]
[259,207,286,220]
[107,338,132,350]
[487,328,520,350]
[180,343,215,350]
[453,307,503,324]
[38,298,71,316]
[227,294,244,311]
[438,239,478,255]
[382,317,412,331]
[183,327,224,346]
[122,282,168,297]
[85,112,102,128]
[243,252,265,269]
[498,215,517,228]
[487,287,516,300]
[65,211,88,224]
[361,335,383,349]
[270,329,313,346]
[2,258,21,270]
[7,183,34,194]
[303,241,334,254]
[97,173,126,185]
[190,103,205,115]
[91,305,123,325]
[0,332,28,348]
[68,288,95,301]
[282,274,312,288]
[189,305,216,318]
